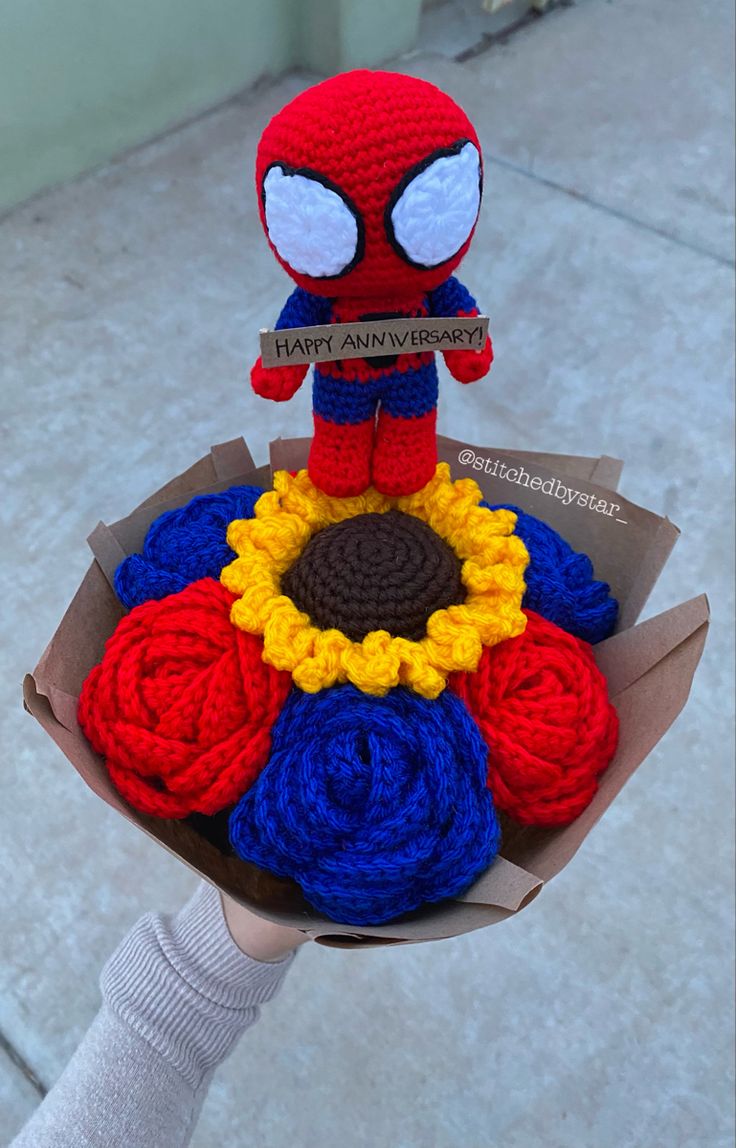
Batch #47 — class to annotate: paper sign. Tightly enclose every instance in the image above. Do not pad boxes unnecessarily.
[259,316,489,367]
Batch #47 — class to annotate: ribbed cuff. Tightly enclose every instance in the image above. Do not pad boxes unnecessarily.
[101,882,296,1088]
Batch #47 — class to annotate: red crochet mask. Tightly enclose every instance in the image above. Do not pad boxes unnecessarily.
[255,70,483,301]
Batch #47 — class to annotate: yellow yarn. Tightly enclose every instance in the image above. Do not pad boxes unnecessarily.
[221,464,529,698]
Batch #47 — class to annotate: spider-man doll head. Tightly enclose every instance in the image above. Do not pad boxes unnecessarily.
[255,70,483,301]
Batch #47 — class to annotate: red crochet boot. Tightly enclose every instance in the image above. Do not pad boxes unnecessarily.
[308,414,374,497]
[372,409,437,496]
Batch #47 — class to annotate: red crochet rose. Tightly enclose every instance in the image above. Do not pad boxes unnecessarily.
[78,579,292,818]
[449,610,619,826]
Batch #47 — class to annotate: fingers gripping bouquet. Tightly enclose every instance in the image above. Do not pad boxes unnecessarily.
[56,71,706,936]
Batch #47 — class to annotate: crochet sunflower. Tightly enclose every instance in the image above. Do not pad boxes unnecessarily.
[220,463,528,698]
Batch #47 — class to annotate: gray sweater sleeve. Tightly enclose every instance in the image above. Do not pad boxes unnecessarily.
[10,882,296,1148]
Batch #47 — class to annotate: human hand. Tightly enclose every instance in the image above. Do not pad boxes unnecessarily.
[220,891,311,963]
[250,356,308,401]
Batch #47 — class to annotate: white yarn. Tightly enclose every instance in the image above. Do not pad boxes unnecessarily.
[263,165,358,278]
[390,142,481,268]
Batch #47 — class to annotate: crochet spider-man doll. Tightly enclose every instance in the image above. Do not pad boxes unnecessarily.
[250,70,493,497]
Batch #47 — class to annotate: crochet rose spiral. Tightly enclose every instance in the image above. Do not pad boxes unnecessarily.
[450,610,619,826]
[229,683,501,925]
[482,502,618,644]
[78,579,291,817]
[115,486,264,610]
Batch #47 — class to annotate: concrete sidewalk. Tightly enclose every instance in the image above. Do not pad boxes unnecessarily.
[1,1,734,1144]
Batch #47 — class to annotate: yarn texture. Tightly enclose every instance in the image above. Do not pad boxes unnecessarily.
[449,610,619,826]
[221,463,528,698]
[78,579,291,818]
[251,70,493,497]
[228,683,501,925]
[115,486,264,610]
[388,140,481,268]
[281,509,465,642]
[481,502,618,644]
[256,71,483,299]
[76,451,623,920]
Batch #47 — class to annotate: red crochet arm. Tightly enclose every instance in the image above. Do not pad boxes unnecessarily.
[251,357,308,402]
[429,280,493,385]
[443,308,494,385]
[251,287,328,402]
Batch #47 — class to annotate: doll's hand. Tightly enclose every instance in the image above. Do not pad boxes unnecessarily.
[443,336,494,384]
[251,356,308,402]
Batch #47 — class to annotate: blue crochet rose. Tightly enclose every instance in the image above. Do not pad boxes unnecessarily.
[482,502,618,644]
[229,683,500,925]
[115,485,264,610]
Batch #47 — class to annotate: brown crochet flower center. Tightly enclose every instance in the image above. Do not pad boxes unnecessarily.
[280,509,465,642]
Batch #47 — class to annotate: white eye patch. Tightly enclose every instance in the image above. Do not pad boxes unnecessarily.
[387,141,482,269]
[262,164,362,278]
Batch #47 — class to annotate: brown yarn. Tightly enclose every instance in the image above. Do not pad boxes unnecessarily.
[281,509,465,641]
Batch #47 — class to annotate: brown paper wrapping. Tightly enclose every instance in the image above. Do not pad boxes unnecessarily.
[24,435,708,948]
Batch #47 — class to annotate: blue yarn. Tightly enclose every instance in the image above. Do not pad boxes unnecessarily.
[114,485,264,610]
[313,359,438,424]
[429,275,478,317]
[275,286,332,330]
[229,684,500,926]
[481,501,618,644]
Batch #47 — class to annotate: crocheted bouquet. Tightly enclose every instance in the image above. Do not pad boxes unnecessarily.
[77,72,622,926]
[79,465,620,925]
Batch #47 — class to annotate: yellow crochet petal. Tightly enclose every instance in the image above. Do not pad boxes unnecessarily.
[275,469,392,528]
[220,554,250,595]
[230,596,264,635]
[390,636,448,697]
[422,615,483,672]
[291,629,352,692]
[276,473,334,530]
[223,461,529,698]
[248,515,312,568]
[341,631,401,696]
[398,659,446,699]
[262,605,317,670]
[463,558,522,594]
[252,489,282,519]
[241,581,284,627]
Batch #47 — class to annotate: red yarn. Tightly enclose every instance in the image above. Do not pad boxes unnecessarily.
[251,355,307,402]
[318,297,431,383]
[444,309,494,383]
[256,70,482,299]
[78,579,292,818]
[309,414,375,497]
[372,408,438,496]
[449,610,619,827]
[254,72,491,498]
